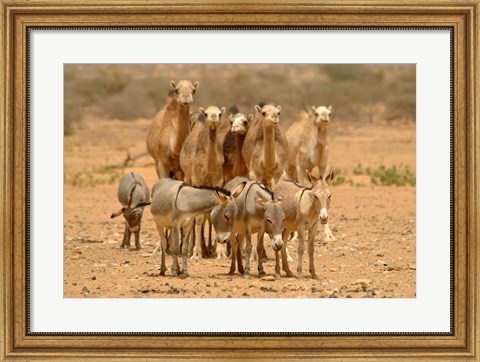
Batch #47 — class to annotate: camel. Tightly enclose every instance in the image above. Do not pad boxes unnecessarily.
[273,169,336,279]
[218,106,254,184]
[242,104,289,188]
[146,80,199,180]
[150,178,244,278]
[286,105,333,185]
[223,177,285,278]
[180,105,227,260]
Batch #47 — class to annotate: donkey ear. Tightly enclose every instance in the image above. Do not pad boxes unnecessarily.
[170,81,177,89]
[305,170,318,185]
[133,200,151,209]
[216,190,229,202]
[231,182,246,198]
[255,197,267,209]
[220,107,226,115]
[111,207,126,218]
[247,114,254,122]
[325,168,336,185]
[255,105,262,113]
[194,81,200,89]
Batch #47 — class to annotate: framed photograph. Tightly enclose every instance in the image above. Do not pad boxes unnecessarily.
[1,1,479,361]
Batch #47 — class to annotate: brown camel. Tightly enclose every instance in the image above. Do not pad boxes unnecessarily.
[242,104,289,188]
[218,106,254,184]
[179,105,226,260]
[146,80,199,180]
[286,105,333,185]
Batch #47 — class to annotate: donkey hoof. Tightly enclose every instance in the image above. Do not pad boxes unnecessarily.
[179,272,189,279]
[238,268,245,275]
[135,245,142,250]
[228,269,235,276]
[275,273,281,280]
[311,273,319,280]
[286,271,294,278]
[121,244,129,249]
[243,273,251,280]
[159,270,166,276]
[258,271,267,278]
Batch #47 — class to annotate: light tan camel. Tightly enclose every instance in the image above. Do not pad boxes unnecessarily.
[220,106,254,184]
[286,105,333,185]
[273,169,336,279]
[242,104,289,188]
[146,80,199,180]
[179,105,226,260]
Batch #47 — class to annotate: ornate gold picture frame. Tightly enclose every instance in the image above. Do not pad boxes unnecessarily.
[1,1,478,360]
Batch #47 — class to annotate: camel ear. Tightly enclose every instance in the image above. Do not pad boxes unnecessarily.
[312,106,317,113]
[276,105,282,112]
[111,207,126,218]
[231,182,246,198]
[220,107,226,115]
[199,107,206,115]
[328,106,333,112]
[194,81,200,89]
[170,81,177,89]
[255,105,262,113]
[325,168,336,185]
[247,114,254,122]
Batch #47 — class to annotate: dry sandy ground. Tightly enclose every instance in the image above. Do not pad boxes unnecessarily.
[64,117,416,298]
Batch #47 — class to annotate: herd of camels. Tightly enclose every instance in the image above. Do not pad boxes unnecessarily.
[112,79,336,280]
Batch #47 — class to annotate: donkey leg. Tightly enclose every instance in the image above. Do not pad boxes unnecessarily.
[180,222,193,278]
[274,250,282,280]
[121,222,130,249]
[243,231,253,279]
[134,225,142,249]
[170,227,181,277]
[256,232,267,277]
[228,234,237,275]
[190,215,204,261]
[296,229,306,276]
[237,235,245,275]
[281,229,294,277]
[154,221,168,276]
[324,223,336,241]
[308,225,318,279]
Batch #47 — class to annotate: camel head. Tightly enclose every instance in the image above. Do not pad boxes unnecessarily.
[170,80,199,107]
[312,105,333,125]
[199,106,226,130]
[255,104,281,126]
[307,168,336,224]
[230,113,254,135]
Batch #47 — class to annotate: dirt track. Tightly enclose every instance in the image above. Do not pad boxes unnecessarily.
[64,117,416,298]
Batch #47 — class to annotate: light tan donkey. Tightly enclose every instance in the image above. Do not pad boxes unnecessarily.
[146,80,199,180]
[242,104,289,188]
[219,106,254,184]
[286,105,333,185]
[273,169,336,279]
[180,106,227,260]
[150,178,244,278]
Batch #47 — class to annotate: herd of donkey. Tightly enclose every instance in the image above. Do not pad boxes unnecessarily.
[110,79,337,281]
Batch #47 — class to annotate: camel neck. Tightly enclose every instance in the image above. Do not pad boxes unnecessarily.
[263,125,276,170]
[206,127,218,173]
[233,133,247,175]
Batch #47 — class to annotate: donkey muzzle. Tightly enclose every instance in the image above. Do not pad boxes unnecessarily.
[217,232,231,244]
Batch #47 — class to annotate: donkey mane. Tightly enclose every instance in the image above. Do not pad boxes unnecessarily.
[254,181,274,200]
[191,185,231,196]
[283,178,314,190]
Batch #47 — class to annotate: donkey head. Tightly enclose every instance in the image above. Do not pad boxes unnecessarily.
[211,182,246,244]
[111,200,151,232]
[255,196,285,251]
[308,168,336,224]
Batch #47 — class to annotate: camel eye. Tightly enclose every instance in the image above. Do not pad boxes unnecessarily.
[204,113,208,117]
[266,219,272,224]
[315,112,319,116]
[224,215,230,221]
[277,112,281,116]
[262,112,266,117]
[175,89,179,94]
[192,89,196,95]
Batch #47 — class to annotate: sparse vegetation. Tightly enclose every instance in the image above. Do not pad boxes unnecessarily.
[65,166,121,187]
[352,163,416,186]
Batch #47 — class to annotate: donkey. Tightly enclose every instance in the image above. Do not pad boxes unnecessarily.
[110,172,151,249]
[223,177,285,278]
[273,169,336,279]
[150,178,245,278]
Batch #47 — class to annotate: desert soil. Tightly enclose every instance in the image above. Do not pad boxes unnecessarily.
[64,117,416,298]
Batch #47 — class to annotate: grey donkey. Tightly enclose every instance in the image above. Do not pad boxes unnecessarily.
[223,176,285,278]
[150,178,245,278]
[110,172,151,249]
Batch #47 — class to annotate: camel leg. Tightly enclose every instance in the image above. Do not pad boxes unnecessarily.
[287,163,297,182]
[296,165,307,186]
[296,228,306,276]
[121,222,131,249]
[324,223,336,241]
[154,221,168,276]
[308,224,318,279]
[190,215,205,260]
[281,229,294,277]
[155,159,169,179]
